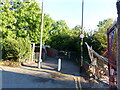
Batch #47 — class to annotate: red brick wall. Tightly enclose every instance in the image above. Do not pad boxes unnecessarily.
[46,48,58,58]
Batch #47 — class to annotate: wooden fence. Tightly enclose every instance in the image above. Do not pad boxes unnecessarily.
[85,42,109,84]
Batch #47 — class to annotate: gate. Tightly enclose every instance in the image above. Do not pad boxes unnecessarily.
[107,23,117,88]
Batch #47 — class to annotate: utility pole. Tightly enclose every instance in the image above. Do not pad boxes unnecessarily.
[81,0,84,28]
[117,0,120,89]
[80,0,84,73]
[38,0,44,68]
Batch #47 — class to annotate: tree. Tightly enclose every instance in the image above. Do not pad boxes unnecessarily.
[91,18,113,54]
[1,1,56,60]
[42,14,55,45]
[48,23,86,52]
[0,2,38,60]
[48,20,70,50]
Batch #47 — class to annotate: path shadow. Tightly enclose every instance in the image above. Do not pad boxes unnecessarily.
[22,62,58,71]
[2,70,51,88]
[22,64,37,68]
[21,57,81,77]
[2,70,76,88]
[59,59,80,77]
[21,65,58,72]
[41,67,57,71]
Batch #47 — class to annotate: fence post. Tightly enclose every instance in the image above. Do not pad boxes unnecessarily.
[32,43,35,62]
[94,58,97,79]
[19,53,22,65]
[58,58,62,71]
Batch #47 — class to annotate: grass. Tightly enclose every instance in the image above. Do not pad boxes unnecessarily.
[0,60,21,67]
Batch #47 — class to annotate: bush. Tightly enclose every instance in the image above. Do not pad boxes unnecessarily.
[17,37,32,59]
[2,37,32,61]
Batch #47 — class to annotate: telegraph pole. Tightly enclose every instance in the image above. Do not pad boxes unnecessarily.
[80,0,84,73]
[38,0,44,68]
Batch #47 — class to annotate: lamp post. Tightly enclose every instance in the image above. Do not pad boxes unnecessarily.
[81,0,84,28]
[38,0,44,68]
[80,0,84,73]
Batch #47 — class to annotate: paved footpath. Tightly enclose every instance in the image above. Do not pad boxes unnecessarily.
[0,57,108,88]
[0,57,88,88]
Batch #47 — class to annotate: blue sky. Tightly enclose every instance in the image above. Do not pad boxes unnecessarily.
[36,0,117,31]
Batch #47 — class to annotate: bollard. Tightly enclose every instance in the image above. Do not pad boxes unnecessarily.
[58,58,62,71]
[38,59,42,68]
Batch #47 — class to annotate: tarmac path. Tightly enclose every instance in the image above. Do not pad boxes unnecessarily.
[0,57,107,89]
[0,57,88,88]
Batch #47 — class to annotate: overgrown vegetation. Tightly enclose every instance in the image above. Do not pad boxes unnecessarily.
[0,1,114,64]
[2,37,32,60]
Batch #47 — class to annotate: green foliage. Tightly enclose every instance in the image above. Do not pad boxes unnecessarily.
[2,37,32,61]
[48,22,88,52]
[1,2,34,61]
[2,38,20,60]
[43,14,55,45]
[17,37,32,59]
[91,18,113,54]
[1,1,114,65]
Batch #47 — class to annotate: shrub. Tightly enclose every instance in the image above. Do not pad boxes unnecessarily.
[2,37,32,61]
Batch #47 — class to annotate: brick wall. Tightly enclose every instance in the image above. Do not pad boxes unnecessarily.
[46,48,58,58]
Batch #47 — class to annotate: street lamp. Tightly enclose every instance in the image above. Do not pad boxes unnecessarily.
[80,0,84,73]
[38,0,44,68]
[81,0,84,28]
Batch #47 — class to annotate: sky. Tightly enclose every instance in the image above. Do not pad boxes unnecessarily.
[36,0,117,31]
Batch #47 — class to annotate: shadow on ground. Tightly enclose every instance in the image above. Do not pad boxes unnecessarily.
[2,70,75,88]
[9,56,109,88]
